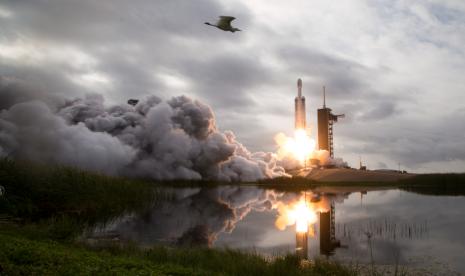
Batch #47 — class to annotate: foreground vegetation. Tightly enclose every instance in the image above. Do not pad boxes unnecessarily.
[0,159,169,241]
[0,227,356,276]
[0,159,160,222]
[0,159,357,275]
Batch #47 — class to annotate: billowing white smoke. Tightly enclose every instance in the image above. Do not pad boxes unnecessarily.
[0,92,286,181]
[310,150,348,168]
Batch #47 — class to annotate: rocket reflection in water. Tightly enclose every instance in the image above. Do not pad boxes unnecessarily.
[274,191,343,259]
[319,199,341,257]
[87,187,439,270]
[295,231,309,259]
[90,187,347,260]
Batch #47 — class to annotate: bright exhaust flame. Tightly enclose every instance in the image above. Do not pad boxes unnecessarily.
[274,193,330,234]
[275,129,315,165]
[275,195,317,233]
[292,200,316,233]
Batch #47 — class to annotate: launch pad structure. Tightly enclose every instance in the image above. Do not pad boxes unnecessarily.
[317,87,344,159]
[293,79,345,163]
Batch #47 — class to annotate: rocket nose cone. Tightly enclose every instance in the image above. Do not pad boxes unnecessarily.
[297,78,302,88]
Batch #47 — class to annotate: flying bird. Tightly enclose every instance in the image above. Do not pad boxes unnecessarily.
[205,16,242,32]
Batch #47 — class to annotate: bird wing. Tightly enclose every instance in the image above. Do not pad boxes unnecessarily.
[218,16,236,25]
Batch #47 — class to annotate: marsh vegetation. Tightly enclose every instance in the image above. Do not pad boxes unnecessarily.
[0,159,358,275]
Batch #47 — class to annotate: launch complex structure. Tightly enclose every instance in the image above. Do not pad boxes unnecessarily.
[317,87,345,159]
[292,80,345,259]
[294,79,344,161]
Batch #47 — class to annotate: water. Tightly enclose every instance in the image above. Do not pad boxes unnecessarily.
[89,186,465,274]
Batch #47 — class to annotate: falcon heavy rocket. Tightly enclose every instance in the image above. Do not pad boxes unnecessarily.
[295,78,306,130]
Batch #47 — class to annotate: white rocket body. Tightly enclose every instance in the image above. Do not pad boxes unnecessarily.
[295,78,306,129]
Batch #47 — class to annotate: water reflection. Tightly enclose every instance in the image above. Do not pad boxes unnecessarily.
[89,186,465,273]
[320,203,342,257]
[93,187,347,257]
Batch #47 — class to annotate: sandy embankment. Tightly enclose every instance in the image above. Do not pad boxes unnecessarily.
[293,168,415,182]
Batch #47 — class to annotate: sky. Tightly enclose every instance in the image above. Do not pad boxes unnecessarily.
[1,0,465,173]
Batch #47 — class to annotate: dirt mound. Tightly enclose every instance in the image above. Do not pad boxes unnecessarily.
[295,168,414,182]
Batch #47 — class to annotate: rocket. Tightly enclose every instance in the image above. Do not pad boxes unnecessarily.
[295,78,306,129]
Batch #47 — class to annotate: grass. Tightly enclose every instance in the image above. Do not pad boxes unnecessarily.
[0,158,170,240]
[0,230,203,276]
[0,228,357,276]
[0,159,358,275]
[0,159,162,221]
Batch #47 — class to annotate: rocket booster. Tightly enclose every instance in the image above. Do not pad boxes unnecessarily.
[295,78,306,129]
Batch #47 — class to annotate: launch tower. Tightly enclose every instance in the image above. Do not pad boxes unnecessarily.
[295,79,306,130]
[317,87,344,158]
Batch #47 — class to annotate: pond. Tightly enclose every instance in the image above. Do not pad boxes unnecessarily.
[88,186,465,274]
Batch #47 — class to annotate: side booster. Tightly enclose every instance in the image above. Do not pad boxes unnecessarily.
[295,78,306,130]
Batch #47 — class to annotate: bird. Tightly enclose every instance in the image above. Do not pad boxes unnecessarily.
[205,16,241,32]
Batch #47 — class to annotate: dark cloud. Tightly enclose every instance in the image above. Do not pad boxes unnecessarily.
[179,53,270,108]
[278,45,366,97]
[357,101,398,121]
[2,0,241,43]
[337,108,465,170]
[0,63,93,102]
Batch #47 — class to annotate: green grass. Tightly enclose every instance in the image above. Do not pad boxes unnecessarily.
[0,230,204,276]
[0,159,358,275]
[0,159,162,221]
[0,158,170,240]
[0,229,357,276]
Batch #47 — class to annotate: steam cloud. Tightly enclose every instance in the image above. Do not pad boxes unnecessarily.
[0,78,286,181]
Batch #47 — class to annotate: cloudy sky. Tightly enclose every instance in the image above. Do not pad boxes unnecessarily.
[1,0,465,173]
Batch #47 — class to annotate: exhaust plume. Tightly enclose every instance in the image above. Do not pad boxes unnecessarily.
[0,82,286,181]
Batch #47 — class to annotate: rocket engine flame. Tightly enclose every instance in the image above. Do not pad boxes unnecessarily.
[275,129,316,166]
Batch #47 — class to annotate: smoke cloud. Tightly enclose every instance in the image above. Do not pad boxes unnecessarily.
[0,80,286,181]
